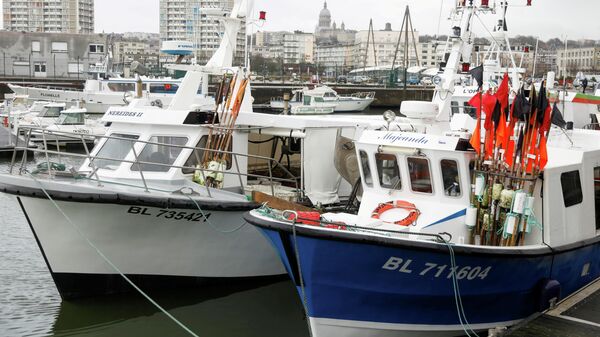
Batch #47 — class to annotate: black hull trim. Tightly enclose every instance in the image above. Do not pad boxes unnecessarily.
[4,182,258,211]
[52,272,288,300]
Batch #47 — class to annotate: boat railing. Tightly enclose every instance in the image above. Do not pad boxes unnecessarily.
[339,91,376,99]
[9,126,302,200]
[583,123,600,131]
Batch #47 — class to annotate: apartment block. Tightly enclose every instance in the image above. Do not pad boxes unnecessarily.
[2,0,94,34]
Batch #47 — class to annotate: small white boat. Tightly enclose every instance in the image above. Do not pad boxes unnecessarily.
[29,108,107,147]
[271,85,375,112]
[307,85,375,112]
[15,102,66,132]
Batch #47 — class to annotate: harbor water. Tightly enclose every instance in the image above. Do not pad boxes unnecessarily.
[0,156,309,337]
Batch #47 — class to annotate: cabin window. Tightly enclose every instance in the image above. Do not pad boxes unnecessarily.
[561,170,583,207]
[132,136,188,172]
[38,106,63,117]
[93,133,139,170]
[376,153,401,190]
[407,157,433,194]
[303,95,311,105]
[107,83,136,92]
[595,167,600,230]
[149,83,179,94]
[57,113,84,125]
[463,102,476,118]
[182,136,233,174]
[441,159,461,196]
[359,150,373,187]
[451,101,460,115]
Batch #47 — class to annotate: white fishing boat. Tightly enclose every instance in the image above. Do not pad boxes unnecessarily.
[8,76,215,114]
[270,85,375,112]
[244,3,600,336]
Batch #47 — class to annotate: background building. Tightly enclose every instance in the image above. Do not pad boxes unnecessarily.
[2,0,94,34]
[355,23,420,69]
[557,47,600,78]
[159,0,246,65]
[283,31,314,64]
[0,30,107,79]
[110,34,161,76]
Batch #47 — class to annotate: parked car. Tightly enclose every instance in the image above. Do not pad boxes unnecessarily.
[420,77,433,85]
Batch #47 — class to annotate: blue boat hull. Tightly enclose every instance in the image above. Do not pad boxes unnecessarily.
[245,213,600,336]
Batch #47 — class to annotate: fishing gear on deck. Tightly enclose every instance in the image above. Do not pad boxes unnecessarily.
[467,73,552,247]
[194,71,250,188]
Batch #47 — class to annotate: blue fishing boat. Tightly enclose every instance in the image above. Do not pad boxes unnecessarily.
[243,2,600,335]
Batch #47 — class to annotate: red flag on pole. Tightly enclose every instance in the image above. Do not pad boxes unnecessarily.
[537,134,548,170]
[484,129,494,159]
[470,118,482,154]
[468,93,482,118]
[482,92,498,130]
[496,73,510,111]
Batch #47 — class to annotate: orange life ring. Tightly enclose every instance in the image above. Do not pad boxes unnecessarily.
[371,200,420,226]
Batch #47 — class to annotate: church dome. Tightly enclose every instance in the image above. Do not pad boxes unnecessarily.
[318,1,331,28]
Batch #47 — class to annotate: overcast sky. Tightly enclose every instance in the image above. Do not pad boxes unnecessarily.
[2,1,599,41]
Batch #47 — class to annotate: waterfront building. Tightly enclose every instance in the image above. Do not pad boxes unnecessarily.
[0,31,107,79]
[159,0,245,64]
[2,0,94,34]
[354,23,420,69]
[314,43,355,77]
[283,31,314,64]
[557,46,600,78]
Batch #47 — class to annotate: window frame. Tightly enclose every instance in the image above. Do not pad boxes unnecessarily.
[359,150,373,188]
[130,135,189,173]
[560,170,583,208]
[406,156,434,195]
[92,133,140,171]
[375,152,402,191]
[440,158,462,198]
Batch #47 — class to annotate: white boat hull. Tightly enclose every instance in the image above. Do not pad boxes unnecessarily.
[270,98,374,112]
[309,317,518,337]
[334,98,375,112]
[17,196,285,297]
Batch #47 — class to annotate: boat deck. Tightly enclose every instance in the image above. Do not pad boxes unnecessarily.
[504,277,600,337]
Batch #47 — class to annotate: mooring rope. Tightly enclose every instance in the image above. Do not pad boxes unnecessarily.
[27,171,200,337]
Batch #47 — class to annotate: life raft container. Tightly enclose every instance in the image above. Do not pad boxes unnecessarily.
[371,200,420,226]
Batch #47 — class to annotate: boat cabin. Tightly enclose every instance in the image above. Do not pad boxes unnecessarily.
[37,103,67,118]
[56,109,86,125]
[353,128,600,249]
[82,106,249,191]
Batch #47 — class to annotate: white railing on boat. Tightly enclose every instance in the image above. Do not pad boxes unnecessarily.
[8,126,301,200]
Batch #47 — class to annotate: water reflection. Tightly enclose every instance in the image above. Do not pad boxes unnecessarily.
[0,156,308,337]
[52,281,308,337]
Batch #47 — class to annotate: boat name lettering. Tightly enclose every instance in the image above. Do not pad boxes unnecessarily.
[40,93,60,98]
[127,206,212,222]
[107,110,144,117]
[381,133,429,145]
[382,257,491,280]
